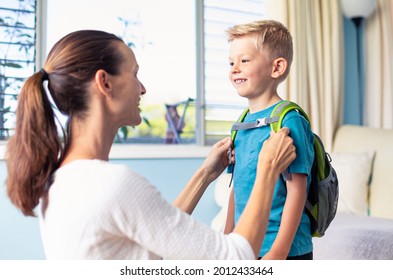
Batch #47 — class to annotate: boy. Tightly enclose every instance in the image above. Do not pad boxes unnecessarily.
[224,20,314,260]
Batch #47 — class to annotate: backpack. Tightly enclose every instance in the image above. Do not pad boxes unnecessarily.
[230,100,339,237]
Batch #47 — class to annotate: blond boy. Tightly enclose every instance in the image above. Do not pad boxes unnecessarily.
[225,20,314,260]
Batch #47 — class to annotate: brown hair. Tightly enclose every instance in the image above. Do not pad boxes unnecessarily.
[6,30,124,216]
[226,20,293,80]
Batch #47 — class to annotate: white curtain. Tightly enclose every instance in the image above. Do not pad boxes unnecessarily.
[265,0,344,150]
[364,0,393,129]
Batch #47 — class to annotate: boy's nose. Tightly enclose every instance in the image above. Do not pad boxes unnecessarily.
[231,63,240,73]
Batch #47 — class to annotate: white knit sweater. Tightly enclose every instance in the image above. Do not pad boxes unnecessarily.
[39,160,254,260]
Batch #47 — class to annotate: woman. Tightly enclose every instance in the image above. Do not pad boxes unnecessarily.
[6,30,295,259]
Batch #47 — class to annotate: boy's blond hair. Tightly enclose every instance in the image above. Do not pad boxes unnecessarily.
[226,20,293,80]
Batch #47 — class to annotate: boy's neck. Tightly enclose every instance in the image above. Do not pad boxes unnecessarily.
[248,93,282,114]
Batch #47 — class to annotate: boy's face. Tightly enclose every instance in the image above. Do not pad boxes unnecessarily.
[228,35,273,100]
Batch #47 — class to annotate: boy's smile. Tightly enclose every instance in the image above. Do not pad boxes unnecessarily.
[234,78,247,85]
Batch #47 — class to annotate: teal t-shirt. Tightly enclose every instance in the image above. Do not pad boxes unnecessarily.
[231,101,314,257]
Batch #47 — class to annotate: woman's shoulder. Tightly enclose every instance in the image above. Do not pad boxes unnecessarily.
[90,160,148,183]
[59,159,134,173]
[56,159,150,190]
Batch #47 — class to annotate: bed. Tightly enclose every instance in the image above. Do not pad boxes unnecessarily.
[313,213,393,259]
[313,125,393,259]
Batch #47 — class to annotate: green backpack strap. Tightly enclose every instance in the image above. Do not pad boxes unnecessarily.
[271,101,327,183]
[269,101,310,132]
[270,101,312,181]
[313,134,328,182]
[231,101,310,140]
[230,107,249,141]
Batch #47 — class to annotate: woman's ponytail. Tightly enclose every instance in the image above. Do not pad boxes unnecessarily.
[6,30,124,216]
[6,70,62,216]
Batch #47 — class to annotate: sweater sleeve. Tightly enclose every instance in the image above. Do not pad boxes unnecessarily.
[107,166,255,260]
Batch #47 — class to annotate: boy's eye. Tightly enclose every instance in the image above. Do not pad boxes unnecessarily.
[229,62,234,67]
[241,59,249,63]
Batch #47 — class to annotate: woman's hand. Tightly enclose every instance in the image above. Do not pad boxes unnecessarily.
[200,137,233,183]
[258,127,296,175]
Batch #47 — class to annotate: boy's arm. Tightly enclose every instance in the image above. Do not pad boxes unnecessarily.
[261,173,307,260]
[224,188,235,234]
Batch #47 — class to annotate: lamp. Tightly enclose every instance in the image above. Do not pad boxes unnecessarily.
[341,0,376,19]
[340,0,376,124]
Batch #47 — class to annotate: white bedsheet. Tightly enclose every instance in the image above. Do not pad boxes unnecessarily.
[313,213,393,260]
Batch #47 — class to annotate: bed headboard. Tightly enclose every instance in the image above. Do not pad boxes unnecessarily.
[332,125,393,219]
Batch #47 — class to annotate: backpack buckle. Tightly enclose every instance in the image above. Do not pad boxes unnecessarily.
[256,117,278,127]
[256,118,268,127]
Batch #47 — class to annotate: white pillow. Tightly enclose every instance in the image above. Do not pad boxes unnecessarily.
[330,151,375,216]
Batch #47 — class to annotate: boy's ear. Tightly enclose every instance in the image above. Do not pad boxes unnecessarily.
[94,69,112,97]
[271,58,288,79]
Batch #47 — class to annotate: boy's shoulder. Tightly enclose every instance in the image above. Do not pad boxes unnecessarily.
[271,100,311,127]
[282,109,309,124]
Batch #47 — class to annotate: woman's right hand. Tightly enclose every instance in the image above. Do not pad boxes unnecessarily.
[258,127,296,175]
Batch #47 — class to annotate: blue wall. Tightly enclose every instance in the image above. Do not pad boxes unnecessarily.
[0,161,45,259]
[343,17,365,125]
[0,158,220,260]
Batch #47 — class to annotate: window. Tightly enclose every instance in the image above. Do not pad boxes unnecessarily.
[46,0,197,144]
[1,0,266,145]
[203,0,267,145]
[0,0,37,140]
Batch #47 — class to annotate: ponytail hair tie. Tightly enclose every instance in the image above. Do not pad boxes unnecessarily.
[40,68,49,81]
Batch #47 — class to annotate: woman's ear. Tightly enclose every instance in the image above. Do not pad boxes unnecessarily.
[271,58,288,79]
[94,69,112,97]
